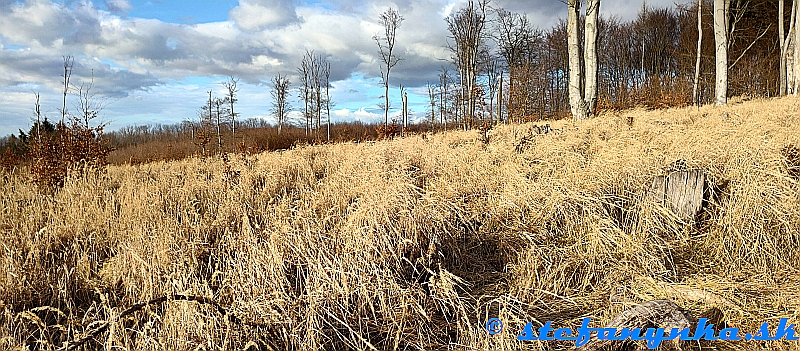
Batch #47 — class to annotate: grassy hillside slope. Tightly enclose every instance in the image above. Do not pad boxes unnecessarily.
[1,97,799,350]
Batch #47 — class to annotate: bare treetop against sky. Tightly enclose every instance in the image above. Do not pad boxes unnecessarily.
[0,0,676,136]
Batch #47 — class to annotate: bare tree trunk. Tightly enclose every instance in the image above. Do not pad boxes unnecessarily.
[427,82,436,129]
[498,73,504,124]
[788,0,799,94]
[61,56,73,126]
[299,51,313,135]
[781,0,787,95]
[584,0,600,115]
[324,62,331,142]
[223,77,239,139]
[271,74,291,135]
[693,0,703,104]
[384,75,390,126]
[403,92,408,133]
[794,0,800,94]
[208,91,221,152]
[713,0,728,105]
[439,77,446,129]
[568,0,587,120]
[34,92,41,142]
[374,8,404,127]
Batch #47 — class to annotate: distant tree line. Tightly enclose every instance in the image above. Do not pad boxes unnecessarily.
[425,0,787,127]
[1,0,793,175]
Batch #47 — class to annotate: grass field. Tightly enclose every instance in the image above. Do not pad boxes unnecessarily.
[1,96,799,350]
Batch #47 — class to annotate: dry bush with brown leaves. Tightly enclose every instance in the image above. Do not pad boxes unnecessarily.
[27,122,111,189]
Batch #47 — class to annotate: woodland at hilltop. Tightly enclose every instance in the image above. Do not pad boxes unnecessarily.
[0,1,789,168]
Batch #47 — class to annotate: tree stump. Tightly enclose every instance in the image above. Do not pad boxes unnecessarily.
[646,169,706,221]
[583,299,725,351]
[584,299,695,351]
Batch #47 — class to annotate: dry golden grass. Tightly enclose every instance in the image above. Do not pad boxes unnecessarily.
[1,96,800,350]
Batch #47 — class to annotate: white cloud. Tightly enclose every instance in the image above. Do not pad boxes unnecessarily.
[0,0,684,136]
[229,0,302,31]
[106,0,133,16]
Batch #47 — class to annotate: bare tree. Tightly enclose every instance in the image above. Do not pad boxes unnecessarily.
[794,0,800,94]
[298,50,328,136]
[33,91,42,142]
[312,55,322,134]
[567,0,600,120]
[782,0,798,95]
[438,66,452,128]
[584,0,600,113]
[498,72,503,123]
[271,74,292,135]
[567,0,583,120]
[495,8,533,123]
[693,0,703,105]
[199,91,224,153]
[399,84,406,133]
[299,52,312,135]
[75,70,108,129]
[447,0,489,127]
[213,96,226,151]
[205,91,221,151]
[485,55,500,124]
[222,77,239,138]
[323,61,332,141]
[61,56,74,125]
[780,0,786,95]
[374,8,404,127]
[713,0,728,105]
[427,81,436,129]
[403,91,408,133]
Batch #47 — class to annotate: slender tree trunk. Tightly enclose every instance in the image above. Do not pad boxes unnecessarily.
[403,92,408,133]
[385,73,390,126]
[781,0,787,95]
[230,103,235,138]
[498,73,504,124]
[61,56,72,126]
[713,0,728,105]
[693,0,703,104]
[439,83,445,129]
[584,0,600,115]
[325,63,331,142]
[794,0,800,94]
[488,86,494,124]
[782,0,798,94]
[568,0,588,120]
[508,68,514,123]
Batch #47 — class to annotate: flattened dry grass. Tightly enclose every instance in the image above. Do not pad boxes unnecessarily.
[1,96,799,350]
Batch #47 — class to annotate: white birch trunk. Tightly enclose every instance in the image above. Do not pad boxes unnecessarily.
[713,0,728,106]
[693,0,702,105]
[784,0,798,94]
[567,0,587,120]
[584,0,600,115]
[794,0,800,94]
[781,0,787,95]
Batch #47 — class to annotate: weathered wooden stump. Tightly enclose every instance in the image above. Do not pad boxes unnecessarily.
[646,168,706,221]
[583,299,696,351]
[583,299,725,351]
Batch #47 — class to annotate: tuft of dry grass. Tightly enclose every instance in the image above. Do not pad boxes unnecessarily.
[1,97,800,350]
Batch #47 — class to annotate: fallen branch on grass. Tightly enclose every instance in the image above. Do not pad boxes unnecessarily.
[60,294,267,351]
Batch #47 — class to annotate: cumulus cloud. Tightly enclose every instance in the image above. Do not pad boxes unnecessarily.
[105,0,132,16]
[0,0,682,136]
[229,0,302,31]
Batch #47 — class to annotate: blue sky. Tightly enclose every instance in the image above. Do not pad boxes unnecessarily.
[0,0,676,137]
[125,0,239,24]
